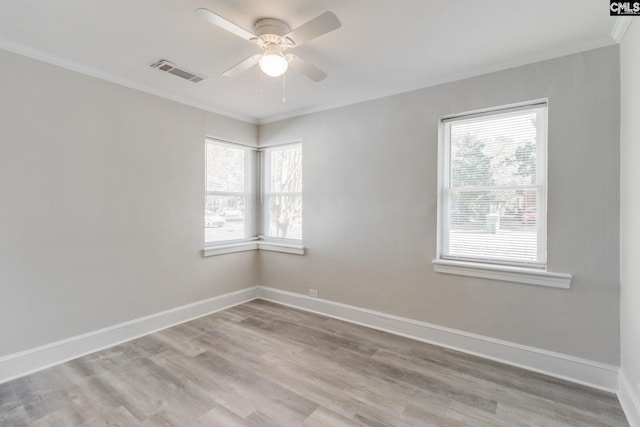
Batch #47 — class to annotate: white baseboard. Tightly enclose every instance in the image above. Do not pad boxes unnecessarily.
[0,285,621,397]
[619,370,640,427]
[256,286,620,393]
[0,287,259,384]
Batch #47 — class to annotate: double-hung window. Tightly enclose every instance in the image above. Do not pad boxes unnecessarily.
[205,139,256,245]
[204,138,303,255]
[262,143,303,241]
[435,102,569,287]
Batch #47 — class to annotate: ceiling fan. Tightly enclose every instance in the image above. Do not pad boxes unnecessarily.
[195,8,341,82]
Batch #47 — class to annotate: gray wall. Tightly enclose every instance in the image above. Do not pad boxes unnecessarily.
[0,49,258,357]
[620,21,640,394]
[259,46,621,364]
[0,44,622,367]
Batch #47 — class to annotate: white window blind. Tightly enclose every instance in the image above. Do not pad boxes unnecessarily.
[440,103,547,267]
[262,143,303,241]
[205,139,256,244]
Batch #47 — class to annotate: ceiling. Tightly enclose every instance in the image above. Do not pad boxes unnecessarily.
[0,1,621,124]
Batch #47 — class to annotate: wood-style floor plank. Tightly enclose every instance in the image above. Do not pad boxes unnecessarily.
[0,300,628,426]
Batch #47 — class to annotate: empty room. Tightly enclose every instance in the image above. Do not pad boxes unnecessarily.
[0,1,639,426]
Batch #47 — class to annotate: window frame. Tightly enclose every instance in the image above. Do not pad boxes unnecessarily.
[433,101,571,288]
[203,138,304,257]
[204,138,257,247]
[260,142,303,243]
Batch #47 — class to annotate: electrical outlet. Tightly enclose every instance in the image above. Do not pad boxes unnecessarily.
[308,289,319,298]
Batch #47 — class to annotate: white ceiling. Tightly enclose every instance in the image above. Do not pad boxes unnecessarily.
[0,0,620,124]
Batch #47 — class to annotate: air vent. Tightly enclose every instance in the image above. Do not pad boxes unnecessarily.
[150,60,206,83]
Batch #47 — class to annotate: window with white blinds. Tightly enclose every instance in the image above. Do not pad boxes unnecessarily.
[262,143,303,241]
[439,103,547,268]
[205,139,256,244]
[204,138,303,251]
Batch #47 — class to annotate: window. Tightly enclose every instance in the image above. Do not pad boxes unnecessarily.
[204,138,303,255]
[262,144,303,241]
[437,103,553,273]
[205,139,256,245]
[439,103,547,267]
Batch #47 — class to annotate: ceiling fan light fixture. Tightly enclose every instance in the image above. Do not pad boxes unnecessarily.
[259,44,288,77]
[196,8,339,82]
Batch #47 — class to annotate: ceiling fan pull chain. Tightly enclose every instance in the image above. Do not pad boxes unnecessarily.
[259,67,263,95]
[282,72,287,103]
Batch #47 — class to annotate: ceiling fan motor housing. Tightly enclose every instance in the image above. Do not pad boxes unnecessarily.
[254,18,291,37]
[252,18,295,49]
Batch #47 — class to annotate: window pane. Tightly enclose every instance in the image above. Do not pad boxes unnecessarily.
[206,143,245,193]
[450,111,539,188]
[447,188,538,262]
[205,195,245,242]
[268,195,302,240]
[442,105,546,267]
[268,145,302,193]
[263,144,303,241]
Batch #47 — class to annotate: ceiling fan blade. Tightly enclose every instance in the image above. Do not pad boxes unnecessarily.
[223,54,262,77]
[284,11,341,46]
[195,8,255,41]
[288,55,327,82]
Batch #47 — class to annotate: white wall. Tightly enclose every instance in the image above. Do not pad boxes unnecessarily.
[0,49,258,357]
[620,20,640,408]
[259,46,621,364]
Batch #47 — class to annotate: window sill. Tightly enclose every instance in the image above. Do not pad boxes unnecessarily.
[203,240,305,257]
[203,241,258,257]
[432,259,572,289]
[258,241,305,255]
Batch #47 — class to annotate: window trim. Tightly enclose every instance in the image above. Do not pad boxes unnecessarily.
[203,240,304,257]
[431,259,571,289]
[435,100,571,288]
[203,138,305,257]
[204,138,257,246]
[260,142,303,243]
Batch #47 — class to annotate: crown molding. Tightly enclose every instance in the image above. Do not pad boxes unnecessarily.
[612,17,633,43]
[257,37,615,125]
[0,40,258,125]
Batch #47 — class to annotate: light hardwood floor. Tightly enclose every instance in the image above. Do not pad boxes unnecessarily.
[0,300,629,426]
